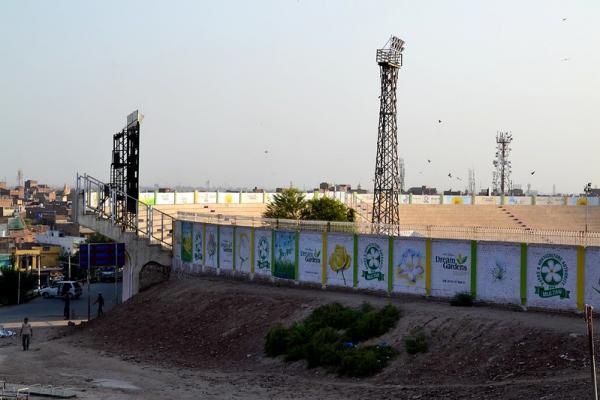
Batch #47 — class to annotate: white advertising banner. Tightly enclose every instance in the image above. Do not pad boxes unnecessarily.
[254,229,272,277]
[176,192,194,204]
[506,196,533,205]
[357,235,388,291]
[585,247,600,309]
[392,238,426,295]
[443,196,472,205]
[527,245,577,309]
[219,192,240,204]
[535,196,565,206]
[430,240,471,297]
[235,227,252,273]
[411,195,441,205]
[219,226,234,270]
[400,194,410,204]
[474,196,501,205]
[240,193,263,204]
[476,242,521,304]
[204,225,218,269]
[197,192,218,204]
[326,233,354,288]
[192,223,204,270]
[156,192,175,205]
[298,232,323,284]
[566,197,600,206]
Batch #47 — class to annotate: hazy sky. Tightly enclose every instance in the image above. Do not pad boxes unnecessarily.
[1,0,598,193]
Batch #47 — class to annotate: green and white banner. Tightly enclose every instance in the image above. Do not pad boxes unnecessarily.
[253,229,272,277]
[357,235,388,291]
[476,242,520,304]
[298,232,323,284]
[219,226,234,270]
[326,233,354,288]
[527,245,577,309]
[274,231,296,280]
[584,247,600,309]
[173,220,181,260]
[156,192,175,205]
[236,227,252,273]
[181,221,193,263]
[192,223,204,269]
[392,238,426,295]
[176,192,194,204]
[204,225,218,269]
[430,240,471,297]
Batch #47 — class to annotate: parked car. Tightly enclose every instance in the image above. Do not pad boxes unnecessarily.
[39,281,83,299]
[99,268,123,282]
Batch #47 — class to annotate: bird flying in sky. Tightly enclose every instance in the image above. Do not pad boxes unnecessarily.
[530,171,535,175]
[448,173,452,178]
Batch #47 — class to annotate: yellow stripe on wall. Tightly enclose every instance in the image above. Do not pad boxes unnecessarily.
[425,238,432,296]
[577,246,585,311]
[322,231,327,285]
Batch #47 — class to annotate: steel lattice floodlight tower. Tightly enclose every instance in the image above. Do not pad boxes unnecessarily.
[372,36,404,234]
[492,132,513,195]
[110,110,141,228]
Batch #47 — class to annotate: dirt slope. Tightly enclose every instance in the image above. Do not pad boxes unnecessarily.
[57,275,596,399]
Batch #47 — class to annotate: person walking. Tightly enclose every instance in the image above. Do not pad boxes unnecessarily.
[20,317,32,351]
[94,293,105,317]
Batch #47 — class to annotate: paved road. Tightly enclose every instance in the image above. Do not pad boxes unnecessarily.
[0,282,122,324]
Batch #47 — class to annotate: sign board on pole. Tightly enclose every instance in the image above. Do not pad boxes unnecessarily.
[80,243,125,268]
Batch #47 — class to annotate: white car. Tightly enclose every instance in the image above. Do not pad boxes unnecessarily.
[39,281,83,299]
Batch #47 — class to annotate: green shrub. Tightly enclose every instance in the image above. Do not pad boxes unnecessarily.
[265,324,289,357]
[264,303,400,377]
[404,329,428,354]
[338,345,398,377]
[450,292,474,307]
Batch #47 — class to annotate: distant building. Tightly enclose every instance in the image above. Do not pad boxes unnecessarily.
[407,186,437,195]
[35,230,85,255]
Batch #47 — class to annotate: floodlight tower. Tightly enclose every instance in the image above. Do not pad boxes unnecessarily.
[110,110,141,228]
[492,132,513,195]
[372,36,404,234]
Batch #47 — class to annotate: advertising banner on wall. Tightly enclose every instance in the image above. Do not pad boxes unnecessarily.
[181,221,193,263]
[204,225,218,269]
[197,192,218,204]
[411,195,442,205]
[218,192,240,204]
[527,245,577,309]
[156,192,175,205]
[584,247,600,309]
[240,193,263,204]
[236,227,252,273]
[357,235,388,291]
[326,234,354,288]
[476,242,521,304]
[192,223,204,269]
[400,194,410,204]
[298,232,323,284]
[474,196,501,205]
[535,196,565,206]
[506,196,533,205]
[430,240,471,297]
[274,231,296,280]
[139,192,156,205]
[176,192,194,204]
[254,229,272,277]
[443,196,472,205]
[566,197,600,206]
[173,220,181,260]
[392,238,426,294]
[219,227,234,270]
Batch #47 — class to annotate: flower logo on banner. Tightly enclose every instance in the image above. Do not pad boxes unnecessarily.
[238,232,250,271]
[397,248,424,285]
[489,261,507,282]
[362,243,384,281]
[207,232,217,264]
[257,236,270,269]
[535,253,569,299]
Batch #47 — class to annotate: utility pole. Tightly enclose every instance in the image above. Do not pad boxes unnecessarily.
[372,36,404,235]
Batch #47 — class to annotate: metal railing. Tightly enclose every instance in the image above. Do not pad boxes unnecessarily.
[76,174,173,249]
[177,210,600,246]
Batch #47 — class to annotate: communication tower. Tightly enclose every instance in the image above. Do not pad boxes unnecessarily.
[492,132,513,195]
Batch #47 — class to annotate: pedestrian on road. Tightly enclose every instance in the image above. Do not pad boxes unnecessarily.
[63,292,71,320]
[20,317,32,351]
[94,293,105,317]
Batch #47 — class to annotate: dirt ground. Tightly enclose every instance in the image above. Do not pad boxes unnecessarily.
[0,275,597,399]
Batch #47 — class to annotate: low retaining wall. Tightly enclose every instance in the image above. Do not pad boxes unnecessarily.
[172,220,600,312]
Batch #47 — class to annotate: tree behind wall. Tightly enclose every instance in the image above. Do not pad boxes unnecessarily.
[301,197,356,222]
[263,188,307,219]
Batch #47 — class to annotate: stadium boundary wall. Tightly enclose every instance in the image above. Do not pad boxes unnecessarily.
[172,220,600,312]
